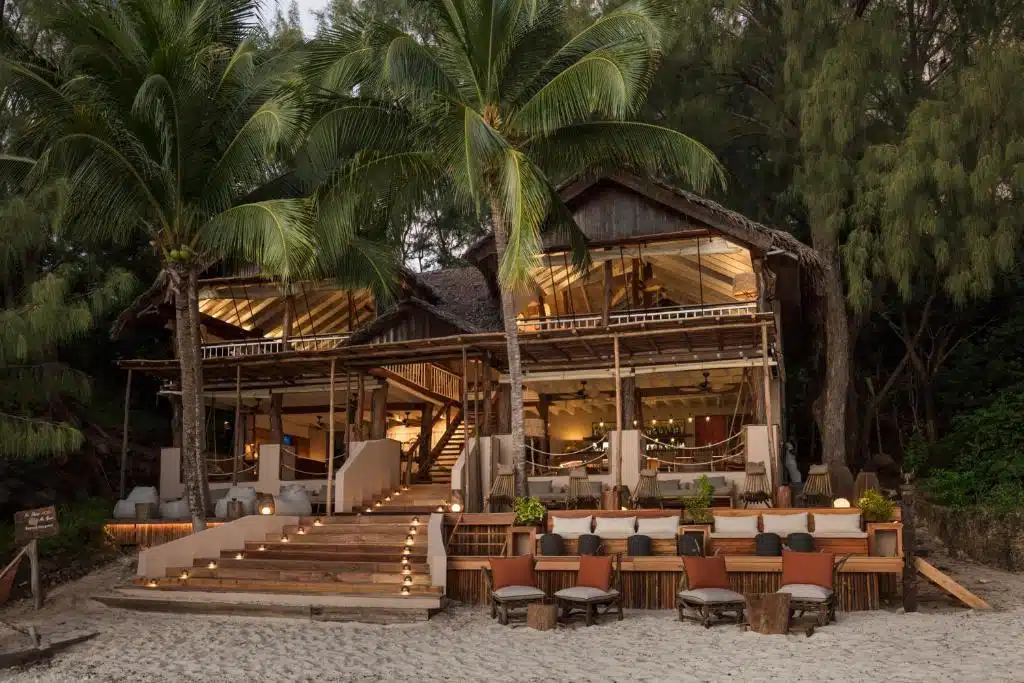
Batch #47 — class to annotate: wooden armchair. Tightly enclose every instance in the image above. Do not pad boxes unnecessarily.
[776,551,851,626]
[553,554,623,626]
[483,555,546,625]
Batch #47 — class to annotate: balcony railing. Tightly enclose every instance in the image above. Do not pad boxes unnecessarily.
[516,302,759,332]
[384,362,462,402]
[201,333,350,359]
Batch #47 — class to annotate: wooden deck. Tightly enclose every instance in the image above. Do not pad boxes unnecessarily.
[105,520,226,547]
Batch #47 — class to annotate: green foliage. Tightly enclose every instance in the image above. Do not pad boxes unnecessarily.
[921,391,1024,511]
[857,489,895,522]
[513,496,547,526]
[680,474,713,523]
[0,497,119,570]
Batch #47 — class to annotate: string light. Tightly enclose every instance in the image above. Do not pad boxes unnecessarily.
[705,416,711,422]
[147,580,158,588]
[402,567,412,576]
[409,527,418,535]
[297,527,307,535]
[436,505,444,512]
[403,548,411,556]
[365,507,373,513]
[405,535,415,545]
[687,416,694,423]
[385,496,392,502]
[411,518,420,526]
[668,418,674,425]
[403,576,413,586]
[260,505,273,515]
[450,503,462,513]
[374,501,382,508]
[400,586,410,596]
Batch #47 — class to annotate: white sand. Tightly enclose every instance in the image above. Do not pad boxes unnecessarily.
[1,556,1023,682]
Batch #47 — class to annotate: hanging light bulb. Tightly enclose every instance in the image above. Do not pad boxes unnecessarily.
[405,535,415,545]
[365,507,373,513]
[374,501,382,508]
[402,567,412,576]
[409,527,418,535]
[411,518,420,526]
[393,490,401,496]
[403,576,413,586]
[403,548,411,556]
[450,502,462,513]
[280,535,290,543]
[668,418,674,425]
[297,527,307,535]
[385,496,392,502]
[436,505,444,512]
[705,416,711,422]
[687,416,694,423]
[651,418,657,425]
[147,580,158,588]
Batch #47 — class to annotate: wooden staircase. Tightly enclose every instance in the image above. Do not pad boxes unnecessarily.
[357,483,451,514]
[428,412,478,484]
[132,515,442,602]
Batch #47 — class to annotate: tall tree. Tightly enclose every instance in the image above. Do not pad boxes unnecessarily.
[301,0,722,493]
[0,0,395,528]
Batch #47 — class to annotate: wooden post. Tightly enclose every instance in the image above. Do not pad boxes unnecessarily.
[355,373,366,441]
[901,482,918,612]
[231,364,242,485]
[537,395,551,470]
[761,324,776,483]
[461,346,470,450]
[119,368,133,499]
[370,385,389,440]
[613,336,623,492]
[621,375,636,430]
[27,539,41,610]
[270,300,293,444]
[326,359,337,515]
[602,261,613,327]
[417,403,433,483]
[481,353,492,436]
[497,383,512,434]
[344,369,354,449]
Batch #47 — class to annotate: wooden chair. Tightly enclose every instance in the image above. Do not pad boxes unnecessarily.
[486,466,516,512]
[483,556,546,625]
[554,554,623,626]
[676,555,746,628]
[776,551,850,626]
[566,468,600,509]
[631,469,663,509]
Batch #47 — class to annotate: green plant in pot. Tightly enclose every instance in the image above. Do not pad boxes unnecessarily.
[857,489,896,522]
[681,475,714,524]
[513,497,547,527]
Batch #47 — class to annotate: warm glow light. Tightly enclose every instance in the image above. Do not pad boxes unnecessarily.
[365,507,373,513]
[400,586,410,596]
[411,518,420,526]
[705,416,711,422]
[687,416,694,423]
[620,506,628,511]
[409,527,418,535]
[402,568,412,576]
[375,502,382,508]
[436,506,444,512]
[147,580,158,588]
[260,505,273,515]
[632,419,638,427]
[385,496,392,502]
[235,552,244,560]
[257,545,266,552]
[179,571,189,580]
[668,418,674,425]
[405,536,414,545]
[393,490,401,496]
[280,535,289,543]
[297,527,307,535]
[402,486,409,492]
[402,557,410,565]
[450,503,462,513]
[313,519,323,527]
[208,561,217,569]
[651,418,657,425]
[403,548,411,556]
[599,421,605,429]
[403,576,413,586]
[833,497,852,509]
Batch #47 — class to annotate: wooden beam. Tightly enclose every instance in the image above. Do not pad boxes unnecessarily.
[231,365,242,485]
[613,336,622,491]
[602,261,612,326]
[761,324,775,481]
[326,359,336,514]
[916,558,990,609]
[119,369,133,499]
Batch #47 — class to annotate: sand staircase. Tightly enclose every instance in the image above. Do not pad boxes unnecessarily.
[100,514,443,622]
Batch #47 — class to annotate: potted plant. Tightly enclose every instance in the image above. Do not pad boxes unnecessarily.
[857,489,896,522]
[513,496,547,527]
[681,475,714,524]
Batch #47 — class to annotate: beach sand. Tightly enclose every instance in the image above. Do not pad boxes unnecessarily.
[0,555,1021,683]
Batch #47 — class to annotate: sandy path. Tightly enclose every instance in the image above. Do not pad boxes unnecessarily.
[0,554,1020,683]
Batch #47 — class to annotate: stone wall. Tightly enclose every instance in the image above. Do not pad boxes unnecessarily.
[917,500,1024,571]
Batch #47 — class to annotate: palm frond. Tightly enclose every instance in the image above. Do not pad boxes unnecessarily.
[496,149,550,289]
[525,120,725,193]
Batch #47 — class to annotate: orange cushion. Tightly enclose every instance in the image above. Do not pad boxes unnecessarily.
[577,555,613,591]
[489,555,535,590]
[781,550,835,589]
[682,556,730,590]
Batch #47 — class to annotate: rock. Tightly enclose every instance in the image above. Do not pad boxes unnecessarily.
[896,607,905,614]
[978,578,991,584]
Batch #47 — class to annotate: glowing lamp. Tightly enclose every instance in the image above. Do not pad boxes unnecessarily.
[257,544,266,552]
[405,535,414,545]
[297,527,307,535]
[436,505,444,512]
[207,561,217,569]
[411,518,420,526]
[147,580,158,588]
[179,571,189,580]
[450,502,462,513]
[375,501,382,508]
[365,507,373,513]
[313,518,323,527]
[261,505,273,515]
[402,568,412,576]
[280,535,289,543]
[385,496,392,502]
[409,527,418,535]
[400,587,410,596]
[403,548,411,556]
[832,497,852,509]
[403,576,413,586]
[235,552,244,560]
[705,416,711,422]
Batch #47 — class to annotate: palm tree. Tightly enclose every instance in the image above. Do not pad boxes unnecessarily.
[302,0,723,494]
[0,0,395,529]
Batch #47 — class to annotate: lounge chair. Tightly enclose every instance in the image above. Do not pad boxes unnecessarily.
[554,554,623,626]
[776,550,850,626]
[529,479,566,509]
[631,469,663,509]
[483,555,546,625]
[566,469,601,509]
[676,555,746,628]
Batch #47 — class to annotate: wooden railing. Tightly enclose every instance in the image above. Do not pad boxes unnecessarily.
[517,302,758,332]
[201,333,350,359]
[384,362,462,402]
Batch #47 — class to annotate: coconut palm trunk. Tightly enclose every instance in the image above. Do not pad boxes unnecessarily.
[171,265,207,530]
[491,203,529,497]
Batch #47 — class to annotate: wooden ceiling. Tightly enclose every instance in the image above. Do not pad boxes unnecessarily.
[521,237,755,317]
[198,285,375,339]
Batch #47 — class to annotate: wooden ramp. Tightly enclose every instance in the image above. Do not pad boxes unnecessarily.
[916,558,991,609]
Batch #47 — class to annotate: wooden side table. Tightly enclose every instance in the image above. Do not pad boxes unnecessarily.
[867,522,903,557]
[506,526,538,556]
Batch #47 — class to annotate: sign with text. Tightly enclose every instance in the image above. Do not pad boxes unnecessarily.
[14,506,59,543]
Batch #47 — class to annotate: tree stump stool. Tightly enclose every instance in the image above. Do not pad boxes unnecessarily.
[527,603,557,631]
[746,593,791,635]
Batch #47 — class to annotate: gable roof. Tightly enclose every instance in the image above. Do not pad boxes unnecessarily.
[463,170,825,282]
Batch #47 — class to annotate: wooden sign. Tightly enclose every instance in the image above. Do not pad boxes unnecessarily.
[14,506,58,543]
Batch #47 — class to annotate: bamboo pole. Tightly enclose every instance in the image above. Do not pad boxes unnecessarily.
[326,359,337,515]
[613,336,623,494]
[119,368,133,499]
[231,364,241,485]
[761,324,776,485]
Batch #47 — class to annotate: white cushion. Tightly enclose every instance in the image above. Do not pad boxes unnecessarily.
[635,516,680,540]
[551,516,593,539]
[493,586,545,600]
[812,513,862,534]
[112,500,137,519]
[678,588,746,604]
[778,584,833,601]
[810,531,867,539]
[713,515,758,536]
[554,587,619,601]
[710,531,758,539]
[762,512,808,535]
[125,487,159,504]
[159,499,190,520]
[594,516,636,539]
[276,484,312,516]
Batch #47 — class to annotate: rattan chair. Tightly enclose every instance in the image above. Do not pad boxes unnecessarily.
[566,468,600,509]
[486,466,516,512]
[741,461,772,507]
[777,553,850,626]
[631,469,663,509]
[483,561,546,625]
[802,464,834,507]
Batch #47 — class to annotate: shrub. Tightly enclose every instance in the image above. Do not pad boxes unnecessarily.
[681,475,714,523]
[513,497,546,526]
[857,489,896,522]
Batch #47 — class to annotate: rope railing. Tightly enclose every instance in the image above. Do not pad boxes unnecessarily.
[640,430,744,451]
[279,460,331,478]
[639,445,746,468]
[524,449,609,471]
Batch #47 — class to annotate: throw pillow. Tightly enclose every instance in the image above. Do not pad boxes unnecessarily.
[682,555,731,590]
[489,555,535,590]
[577,554,613,591]
[781,550,835,589]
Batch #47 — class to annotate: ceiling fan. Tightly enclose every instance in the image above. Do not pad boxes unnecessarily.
[574,381,588,399]
[312,415,324,430]
[697,371,712,393]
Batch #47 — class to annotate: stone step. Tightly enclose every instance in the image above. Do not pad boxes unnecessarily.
[136,578,442,595]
